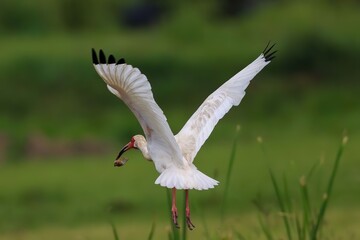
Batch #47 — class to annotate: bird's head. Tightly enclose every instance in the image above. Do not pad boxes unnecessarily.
[114,135,145,166]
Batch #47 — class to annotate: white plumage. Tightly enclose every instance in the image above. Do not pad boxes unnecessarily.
[92,43,276,229]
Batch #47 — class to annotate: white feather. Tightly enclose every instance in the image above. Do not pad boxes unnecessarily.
[155,165,219,190]
[175,54,270,163]
[94,62,187,169]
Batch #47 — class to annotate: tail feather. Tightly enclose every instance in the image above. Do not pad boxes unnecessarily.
[155,166,219,190]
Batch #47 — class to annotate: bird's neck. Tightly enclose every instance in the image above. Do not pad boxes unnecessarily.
[137,139,151,160]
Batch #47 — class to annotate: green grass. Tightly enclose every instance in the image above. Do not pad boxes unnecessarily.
[0,129,358,239]
[255,135,348,240]
[310,136,348,239]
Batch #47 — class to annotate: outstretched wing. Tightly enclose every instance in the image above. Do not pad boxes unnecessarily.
[175,43,276,163]
[92,49,186,167]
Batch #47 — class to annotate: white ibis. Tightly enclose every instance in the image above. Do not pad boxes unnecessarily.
[92,43,276,230]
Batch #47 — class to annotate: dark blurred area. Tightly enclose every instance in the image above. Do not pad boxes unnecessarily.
[0,0,359,161]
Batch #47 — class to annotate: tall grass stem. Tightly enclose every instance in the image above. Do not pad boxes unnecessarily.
[258,137,292,240]
[110,221,120,240]
[257,213,274,240]
[311,136,347,239]
[147,221,156,240]
[221,125,241,222]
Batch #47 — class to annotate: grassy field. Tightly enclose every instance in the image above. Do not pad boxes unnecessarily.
[1,129,359,239]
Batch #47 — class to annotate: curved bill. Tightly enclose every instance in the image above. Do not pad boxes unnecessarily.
[115,143,131,160]
[114,142,133,167]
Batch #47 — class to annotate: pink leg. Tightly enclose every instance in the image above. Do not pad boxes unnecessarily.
[171,188,179,228]
[185,190,195,230]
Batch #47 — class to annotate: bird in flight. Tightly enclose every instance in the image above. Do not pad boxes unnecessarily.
[91,43,276,230]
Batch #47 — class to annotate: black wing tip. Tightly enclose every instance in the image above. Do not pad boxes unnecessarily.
[108,54,116,64]
[99,49,106,64]
[91,48,126,65]
[262,41,277,62]
[117,58,126,65]
[91,48,99,64]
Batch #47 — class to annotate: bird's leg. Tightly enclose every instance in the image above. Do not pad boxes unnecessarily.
[171,188,179,228]
[185,189,195,230]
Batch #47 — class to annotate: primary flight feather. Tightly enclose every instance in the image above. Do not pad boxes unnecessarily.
[92,43,276,229]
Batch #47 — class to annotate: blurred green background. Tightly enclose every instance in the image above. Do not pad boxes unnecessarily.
[0,0,359,239]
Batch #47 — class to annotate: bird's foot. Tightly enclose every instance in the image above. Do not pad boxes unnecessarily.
[171,207,179,228]
[186,215,195,230]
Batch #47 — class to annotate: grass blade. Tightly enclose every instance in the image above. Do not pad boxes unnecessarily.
[148,221,156,240]
[257,214,274,240]
[311,136,347,239]
[110,221,120,240]
[306,159,321,182]
[221,125,241,221]
[258,137,292,240]
[282,173,293,214]
[299,176,312,239]
[269,169,292,240]
[282,173,294,230]
[294,213,303,240]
